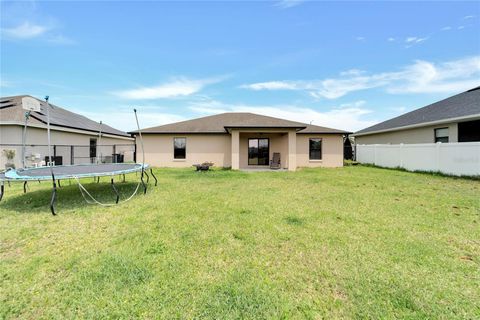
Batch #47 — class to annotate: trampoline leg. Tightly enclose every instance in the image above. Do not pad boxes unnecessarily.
[140,171,147,195]
[0,182,4,202]
[97,176,100,183]
[122,174,126,183]
[150,168,158,186]
[111,178,119,204]
[144,170,150,184]
[58,180,62,188]
[50,173,57,216]
[7,180,11,187]
[23,181,28,193]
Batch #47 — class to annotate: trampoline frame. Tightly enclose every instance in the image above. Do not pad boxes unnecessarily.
[5,163,150,181]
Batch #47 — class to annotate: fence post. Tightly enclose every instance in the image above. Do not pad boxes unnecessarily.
[113,145,116,163]
[70,145,74,165]
[399,143,403,168]
[436,142,441,172]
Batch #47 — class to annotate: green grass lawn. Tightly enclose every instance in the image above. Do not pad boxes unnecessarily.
[1,166,479,319]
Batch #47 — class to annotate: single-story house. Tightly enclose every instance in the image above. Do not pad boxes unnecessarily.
[0,95,134,169]
[130,112,350,171]
[352,86,480,144]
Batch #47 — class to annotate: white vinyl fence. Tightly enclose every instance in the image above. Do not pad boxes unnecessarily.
[356,142,480,177]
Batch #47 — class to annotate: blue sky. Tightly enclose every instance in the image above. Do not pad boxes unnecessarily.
[1,0,479,131]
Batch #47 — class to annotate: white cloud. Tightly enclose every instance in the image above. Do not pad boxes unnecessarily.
[114,77,225,100]
[463,15,475,20]
[275,0,305,9]
[387,37,396,42]
[241,56,480,99]
[390,106,407,113]
[458,25,465,30]
[340,69,365,76]
[240,81,300,91]
[0,78,12,88]
[387,57,480,94]
[1,21,49,39]
[405,36,427,43]
[441,26,452,31]
[339,100,366,108]
[356,36,365,41]
[47,34,76,45]
[187,99,376,132]
[72,108,186,132]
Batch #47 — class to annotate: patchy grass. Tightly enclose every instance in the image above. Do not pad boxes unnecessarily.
[1,166,479,319]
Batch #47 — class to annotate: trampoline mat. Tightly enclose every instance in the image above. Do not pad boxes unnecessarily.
[5,163,148,181]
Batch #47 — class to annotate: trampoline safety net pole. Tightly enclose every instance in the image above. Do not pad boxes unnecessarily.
[98,121,103,164]
[45,96,52,165]
[22,111,31,168]
[134,108,148,194]
[45,95,57,215]
[133,109,145,166]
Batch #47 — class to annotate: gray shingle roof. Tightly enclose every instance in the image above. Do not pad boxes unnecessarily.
[131,112,349,134]
[354,86,480,136]
[0,95,131,137]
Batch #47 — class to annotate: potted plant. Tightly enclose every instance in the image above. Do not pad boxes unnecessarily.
[3,149,16,170]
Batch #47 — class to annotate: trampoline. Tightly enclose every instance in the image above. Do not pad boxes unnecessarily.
[0,96,155,215]
[5,163,150,181]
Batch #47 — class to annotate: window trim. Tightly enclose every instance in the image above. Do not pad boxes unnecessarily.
[434,127,449,143]
[173,137,187,160]
[309,138,322,161]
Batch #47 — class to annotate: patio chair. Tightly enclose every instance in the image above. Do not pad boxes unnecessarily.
[270,153,281,169]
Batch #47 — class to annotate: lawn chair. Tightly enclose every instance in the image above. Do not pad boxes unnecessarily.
[270,153,281,169]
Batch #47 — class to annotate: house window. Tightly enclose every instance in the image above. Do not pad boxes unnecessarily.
[458,120,480,142]
[309,138,322,160]
[434,128,449,143]
[173,137,186,159]
[89,138,97,163]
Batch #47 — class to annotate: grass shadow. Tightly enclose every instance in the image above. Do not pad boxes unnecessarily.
[359,164,480,181]
[0,181,142,214]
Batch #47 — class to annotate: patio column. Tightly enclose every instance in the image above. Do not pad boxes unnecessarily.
[231,130,240,170]
[288,130,296,171]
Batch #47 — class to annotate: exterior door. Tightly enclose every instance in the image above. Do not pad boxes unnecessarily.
[248,138,269,165]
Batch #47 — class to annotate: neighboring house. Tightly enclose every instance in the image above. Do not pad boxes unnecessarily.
[352,86,480,144]
[0,95,134,169]
[130,112,349,171]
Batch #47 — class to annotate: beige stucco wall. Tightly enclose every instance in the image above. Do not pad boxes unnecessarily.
[137,131,344,169]
[0,125,134,169]
[355,122,459,145]
[137,133,232,167]
[296,134,344,168]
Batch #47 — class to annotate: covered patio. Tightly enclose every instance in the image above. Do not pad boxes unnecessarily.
[230,128,299,171]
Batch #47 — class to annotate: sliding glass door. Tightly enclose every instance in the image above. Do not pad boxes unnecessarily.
[248,138,269,165]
